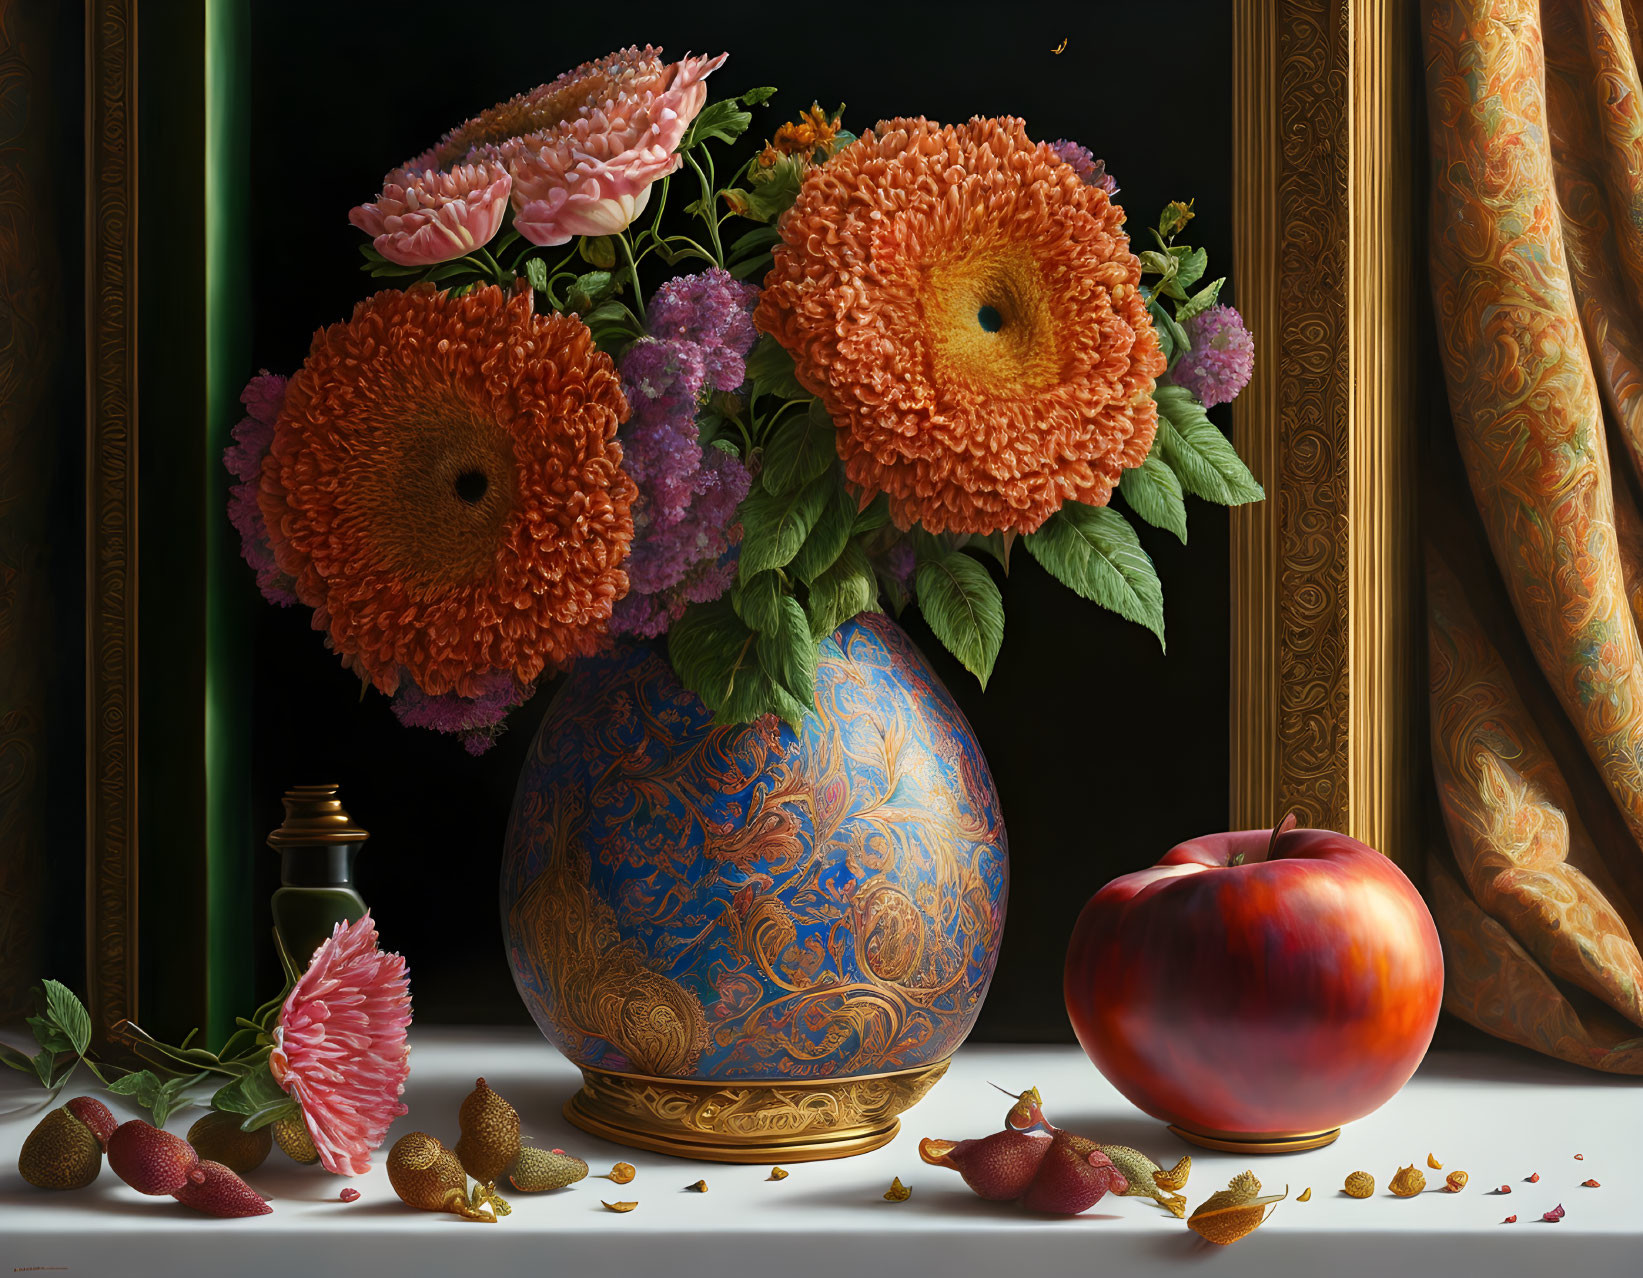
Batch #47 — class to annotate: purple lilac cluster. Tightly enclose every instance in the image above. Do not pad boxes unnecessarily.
[224,371,299,606]
[1047,140,1118,195]
[611,268,758,639]
[1170,304,1255,409]
[390,669,531,757]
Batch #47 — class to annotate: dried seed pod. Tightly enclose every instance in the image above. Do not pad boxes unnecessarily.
[1543,1203,1566,1222]
[340,1187,361,1202]
[1503,1214,1517,1223]
[768,1167,789,1181]
[603,1200,637,1212]
[1497,1185,1512,1194]
[18,1107,104,1190]
[919,1131,1050,1202]
[386,1131,492,1223]
[1426,1153,1443,1169]
[454,1078,521,1187]
[1389,1164,1426,1197]
[883,1177,911,1201]
[187,1111,273,1174]
[171,1160,273,1218]
[689,1179,708,1192]
[1187,1171,1287,1245]
[107,1121,204,1195]
[1582,1179,1601,1188]
[271,1116,320,1165]
[1343,1171,1374,1198]
[1297,1187,1312,1202]
[1445,1170,1468,1193]
[1526,1171,1540,1183]
[600,1161,637,1184]
[509,1146,589,1192]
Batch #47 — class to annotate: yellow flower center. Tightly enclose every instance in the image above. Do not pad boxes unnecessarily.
[923,244,1060,394]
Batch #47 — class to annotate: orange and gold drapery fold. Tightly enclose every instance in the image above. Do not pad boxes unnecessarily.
[1424,0,1643,1071]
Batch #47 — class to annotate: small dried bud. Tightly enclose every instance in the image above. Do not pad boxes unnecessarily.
[1343,1171,1374,1199]
[1527,1172,1540,1183]
[1297,1187,1312,1202]
[1497,1185,1512,1194]
[883,1177,911,1201]
[339,1187,360,1203]
[602,1200,638,1213]
[689,1179,708,1193]
[601,1162,636,1184]
[1582,1179,1601,1188]
[1426,1153,1442,1169]
[1503,1214,1517,1223]
[768,1167,789,1181]
[1542,1203,1565,1222]
[1389,1165,1426,1197]
[1444,1170,1468,1193]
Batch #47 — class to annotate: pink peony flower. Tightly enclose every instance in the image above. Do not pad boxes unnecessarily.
[502,47,728,246]
[270,912,412,1177]
[349,158,512,266]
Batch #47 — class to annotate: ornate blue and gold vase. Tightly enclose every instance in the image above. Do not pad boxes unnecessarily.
[501,613,1008,1162]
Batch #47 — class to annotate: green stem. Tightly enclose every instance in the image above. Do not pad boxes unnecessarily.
[616,231,646,323]
[686,152,724,266]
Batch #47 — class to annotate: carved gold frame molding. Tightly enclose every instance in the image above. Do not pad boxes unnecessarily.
[1230,0,1422,865]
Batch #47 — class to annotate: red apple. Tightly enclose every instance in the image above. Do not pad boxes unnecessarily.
[1063,817,1442,1144]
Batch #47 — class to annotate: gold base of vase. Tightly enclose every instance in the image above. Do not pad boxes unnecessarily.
[563,1059,950,1163]
[1168,1123,1341,1154]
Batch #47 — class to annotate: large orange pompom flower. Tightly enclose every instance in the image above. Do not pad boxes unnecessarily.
[756,116,1165,536]
[260,282,635,698]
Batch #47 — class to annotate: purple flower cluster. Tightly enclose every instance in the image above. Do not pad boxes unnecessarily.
[1047,140,1118,195]
[612,268,758,638]
[390,669,531,756]
[1170,304,1255,409]
[224,371,299,606]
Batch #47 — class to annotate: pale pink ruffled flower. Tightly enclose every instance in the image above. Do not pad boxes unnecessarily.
[349,158,512,266]
[270,912,412,1177]
[503,47,728,246]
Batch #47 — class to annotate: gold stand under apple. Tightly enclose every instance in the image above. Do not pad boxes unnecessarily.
[1168,1123,1341,1154]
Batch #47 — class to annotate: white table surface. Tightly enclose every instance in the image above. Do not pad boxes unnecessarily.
[1,1025,1639,1277]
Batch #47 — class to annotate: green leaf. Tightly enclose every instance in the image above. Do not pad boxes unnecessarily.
[1148,296,1190,364]
[732,571,787,634]
[1119,452,1189,543]
[28,1016,72,1055]
[42,981,92,1056]
[966,531,1014,574]
[729,252,773,282]
[741,85,778,105]
[567,269,615,312]
[745,333,807,400]
[791,482,855,582]
[33,1049,58,1088]
[240,1095,303,1133]
[1168,245,1209,295]
[670,597,760,716]
[761,401,835,495]
[686,99,754,148]
[737,155,806,222]
[211,1062,291,1121]
[151,1072,210,1129]
[1175,276,1224,324]
[852,493,892,535]
[728,225,781,262]
[108,1069,163,1107]
[1024,503,1165,646]
[914,552,1005,689]
[807,542,880,641]
[524,256,549,296]
[578,235,618,269]
[756,595,818,721]
[0,1041,35,1074]
[736,472,832,579]
[1154,385,1265,506]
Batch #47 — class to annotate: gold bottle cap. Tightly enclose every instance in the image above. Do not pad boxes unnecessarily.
[267,784,369,848]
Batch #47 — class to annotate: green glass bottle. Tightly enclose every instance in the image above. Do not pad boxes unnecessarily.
[268,784,369,970]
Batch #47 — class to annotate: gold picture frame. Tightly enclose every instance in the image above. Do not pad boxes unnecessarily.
[71,0,1428,1041]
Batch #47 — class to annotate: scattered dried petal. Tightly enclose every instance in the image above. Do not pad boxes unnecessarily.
[1297,1187,1312,1202]
[769,1167,789,1181]
[1427,1153,1443,1169]
[690,1179,708,1193]
[1582,1179,1601,1188]
[602,1162,637,1184]
[1389,1165,1426,1197]
[1445,1171,1468,1193]
[602,1200,638,1213]
[1527,1172,1540,1183]
[1504,1214,1517,1223]
[1497,1185,1512,1194]
[1574,1154,1584,1160]
[339,1187,360,1203]
[1343,1171,1375,1199]
[1542,1203,1565,1222]
[1188,1171,1287,1245]
[884,1177,911,1202]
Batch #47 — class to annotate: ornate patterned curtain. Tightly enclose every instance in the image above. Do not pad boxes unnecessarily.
[1424,0,1643,1071]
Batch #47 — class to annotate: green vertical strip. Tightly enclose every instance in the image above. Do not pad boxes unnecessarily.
[205,0,253,1048]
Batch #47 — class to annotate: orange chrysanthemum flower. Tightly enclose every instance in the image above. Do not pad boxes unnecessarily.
[260,283,635,698]
[757,104,843,168]
[756,116,1165,536]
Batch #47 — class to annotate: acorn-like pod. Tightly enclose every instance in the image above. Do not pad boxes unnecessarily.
[919,1130,1051,1201]
[19,1107,104,1190]
[107,1120,204,1195]
[454,1078,520,1186]
[1019,1130,1127,1215]
[187,1110,273,1174]
[387,1131,493,1222]
[271,1115,320,1165]
[171,1160,272,1218]
[508,1146,589,1192]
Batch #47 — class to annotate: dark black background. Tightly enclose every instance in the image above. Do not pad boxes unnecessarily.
[242,0,1236,1038]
